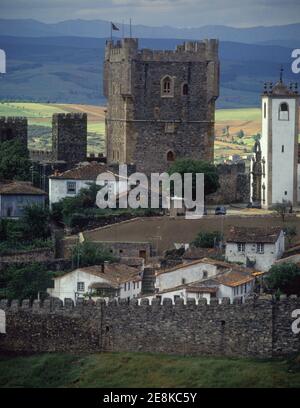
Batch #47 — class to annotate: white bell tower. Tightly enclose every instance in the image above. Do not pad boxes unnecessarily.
[260,72,299,209]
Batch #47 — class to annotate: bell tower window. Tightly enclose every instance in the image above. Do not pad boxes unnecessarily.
[279,102,289,121]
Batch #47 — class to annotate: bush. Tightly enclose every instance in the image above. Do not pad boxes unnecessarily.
[192,231,221,248]
[0,263,53,301]
[71,242,116,268]
[265,263,300,296]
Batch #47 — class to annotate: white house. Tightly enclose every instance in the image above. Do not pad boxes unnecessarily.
[47,263,142,303]
[143,266,256,304]
[154,258,231,292]
[49,162,128,207]
[225,226,284,272]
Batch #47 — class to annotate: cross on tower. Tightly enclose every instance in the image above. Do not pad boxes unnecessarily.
[280,66,284,83]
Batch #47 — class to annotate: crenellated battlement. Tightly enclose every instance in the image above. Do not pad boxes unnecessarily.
[105,38,219,63]
[1,294,299,357]
[0,116,27,124]
[0,294,298,312]
[52,113,87,121]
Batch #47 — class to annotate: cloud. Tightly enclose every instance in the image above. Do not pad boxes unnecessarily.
[1,0,300,27]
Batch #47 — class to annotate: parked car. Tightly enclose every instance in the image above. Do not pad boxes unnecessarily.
[215,206,227,215]
[247,202,261,209]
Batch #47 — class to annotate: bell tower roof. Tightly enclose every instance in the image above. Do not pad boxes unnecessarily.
[262,67,298,97]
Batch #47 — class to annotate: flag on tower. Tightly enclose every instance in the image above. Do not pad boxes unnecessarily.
[111,23,120,31]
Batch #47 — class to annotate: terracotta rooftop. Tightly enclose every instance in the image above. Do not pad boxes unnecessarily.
[182,247,221,260]
[50,162,110,180]
[75,263,142,285]
[156,257,235,276]
[0,181,46,196]
[215,269,254,288]
[227,226,282,244]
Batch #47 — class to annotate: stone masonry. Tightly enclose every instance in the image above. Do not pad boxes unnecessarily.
[52,113,87,166]
[0,295,299,358]
[104,38,220,174]
[0,117,28,149]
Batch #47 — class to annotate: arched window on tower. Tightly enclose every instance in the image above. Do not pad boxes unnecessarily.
[166,151,175,162]
[182,83,189,96]
[161,76,174,97]
[279,102,289,121]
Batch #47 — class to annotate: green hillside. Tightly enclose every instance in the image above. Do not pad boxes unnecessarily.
[0,352,300,388]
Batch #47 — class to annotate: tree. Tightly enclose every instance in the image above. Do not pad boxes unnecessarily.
[237,130,244,139]
[284,225,297,246]
[0,139,31,181]
[272,200,292,222]
[51,183,101,225]
[168,159,220,198]
[1,263,53,301]
[21,204,51,241]
[71,242,115,268]
[192,231,221,248]
[265,263,300,296]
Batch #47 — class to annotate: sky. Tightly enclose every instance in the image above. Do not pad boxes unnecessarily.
[1,0,300,28]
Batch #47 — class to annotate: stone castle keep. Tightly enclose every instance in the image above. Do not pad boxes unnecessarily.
[104,38,220,174]
[0,296,299,358]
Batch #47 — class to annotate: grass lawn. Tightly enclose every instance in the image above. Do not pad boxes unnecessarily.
[0,352,300,388]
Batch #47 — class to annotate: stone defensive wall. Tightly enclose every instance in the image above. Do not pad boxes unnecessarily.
[0,295,300,358]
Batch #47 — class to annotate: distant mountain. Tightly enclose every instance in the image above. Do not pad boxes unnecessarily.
[0,35,298,108]
[0,19,300,46]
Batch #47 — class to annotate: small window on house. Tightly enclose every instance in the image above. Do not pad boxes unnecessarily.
[203,271,208,279]
[181,278,186,285]
[137,282,139,289]
[182,83,189,96]
[279,102,289,121]
[167,151,175,162]
[67,181,76,195]
[119,249,123,254]
[124,283,127,291]
[128,282,130,290]
[77,282,85,292]
[285,191,288,195]
[257,243,264,254]
[133,282,135,290]
[161,76,174,97]
[282,145,284,153]
[237,243,245,252]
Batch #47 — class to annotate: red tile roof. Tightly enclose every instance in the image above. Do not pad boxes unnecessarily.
[0,182,46,196]
[227,226,282,244]
[50,163,110,181]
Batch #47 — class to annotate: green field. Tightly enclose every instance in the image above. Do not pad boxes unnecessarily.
[0,102,261,159]
[0,352,300,388]
[0,102,106,154]
[216,108,261,122]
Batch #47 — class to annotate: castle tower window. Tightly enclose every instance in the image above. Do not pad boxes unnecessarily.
[182,83,189,96]
[161,76,174,97]
[264,102,267,119]
[167,151,175,162]
[279,102,289,121]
